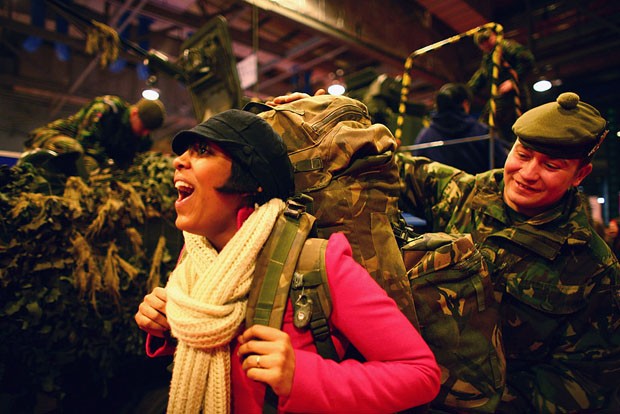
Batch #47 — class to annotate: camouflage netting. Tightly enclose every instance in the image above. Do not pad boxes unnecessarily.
[0,152,181,412]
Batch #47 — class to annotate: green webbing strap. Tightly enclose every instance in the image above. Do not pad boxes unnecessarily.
[292,242,339,362]
[247,199,315,414]
[253,215,302,326]
[293,157,323,172]
[263,387,279,414]
[308,300,339,361]
[258,212,304,414]
[247,197,315,330]
[473,276,486,312]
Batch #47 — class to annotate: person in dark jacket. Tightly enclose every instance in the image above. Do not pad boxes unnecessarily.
[413,83,508,174]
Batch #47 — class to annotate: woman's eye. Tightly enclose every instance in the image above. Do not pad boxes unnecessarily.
[192,141,210,155]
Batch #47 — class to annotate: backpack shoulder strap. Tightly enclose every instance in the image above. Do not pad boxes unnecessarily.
[246,198,338,414]
[246,198,315,329]
[289,237,338,361]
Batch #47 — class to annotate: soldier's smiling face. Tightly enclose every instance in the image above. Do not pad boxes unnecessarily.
[503,140,592,217]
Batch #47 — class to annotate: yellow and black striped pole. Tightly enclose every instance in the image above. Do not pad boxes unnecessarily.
[488,25,504,134]
[395,22,503,145]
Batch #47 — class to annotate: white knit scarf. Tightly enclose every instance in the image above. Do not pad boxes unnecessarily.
[165,198,285,413]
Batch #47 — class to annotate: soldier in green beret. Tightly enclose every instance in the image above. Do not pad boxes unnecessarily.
[397,92,619,413]
[21,95,166,175]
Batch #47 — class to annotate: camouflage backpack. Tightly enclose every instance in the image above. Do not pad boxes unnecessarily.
[403,232,505,413]
[245,94,418,326]
[246,198,424,414]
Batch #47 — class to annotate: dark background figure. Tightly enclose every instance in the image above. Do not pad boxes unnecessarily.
[468,27,535,144]
[606,217,620,259]
[413,83,508,173]
[21,95,166,176]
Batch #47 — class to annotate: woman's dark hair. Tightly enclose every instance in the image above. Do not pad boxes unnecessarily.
[216,160,265,204]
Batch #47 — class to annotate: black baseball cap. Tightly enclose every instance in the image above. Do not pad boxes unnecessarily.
[172,109,294,201]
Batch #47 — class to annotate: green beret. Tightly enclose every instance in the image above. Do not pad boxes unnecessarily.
[513,92,607,159]
[136,98,166,130]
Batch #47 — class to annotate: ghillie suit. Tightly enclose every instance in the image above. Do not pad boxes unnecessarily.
[0,152,181,412]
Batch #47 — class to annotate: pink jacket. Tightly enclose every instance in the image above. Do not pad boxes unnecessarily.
[147,232,440,413]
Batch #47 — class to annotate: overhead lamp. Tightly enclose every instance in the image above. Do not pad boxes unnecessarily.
[533,79,552,92]
[327,82,346,96]
[142,87,160,100]
[327,69,346,96]
[141,74,160,100]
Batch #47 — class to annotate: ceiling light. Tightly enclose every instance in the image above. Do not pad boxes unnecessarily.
[327,83,345,96]
[327,69,346,95]
[533,79,552,92]
[142,74,160,100]
[142,87,160,100]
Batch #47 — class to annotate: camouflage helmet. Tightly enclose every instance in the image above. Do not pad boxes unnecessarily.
[171,109,295,201]
[512,92,608,159]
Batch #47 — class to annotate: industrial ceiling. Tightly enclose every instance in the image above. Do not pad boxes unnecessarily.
[1,0,619,148]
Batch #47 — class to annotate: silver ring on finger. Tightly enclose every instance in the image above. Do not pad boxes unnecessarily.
[256,355,261,369]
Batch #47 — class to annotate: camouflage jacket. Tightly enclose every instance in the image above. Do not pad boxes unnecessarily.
[26,95,152,169]
[467,38,535,100]
[397,154,620,413]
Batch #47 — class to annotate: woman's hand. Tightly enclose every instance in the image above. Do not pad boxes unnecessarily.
[237,324,296,397]
[134,287,170,338]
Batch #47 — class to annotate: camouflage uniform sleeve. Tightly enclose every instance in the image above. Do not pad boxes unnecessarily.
[73,97,119,145]
[502,39,535,80]
[467,54,490,95]
[395,153,473,232]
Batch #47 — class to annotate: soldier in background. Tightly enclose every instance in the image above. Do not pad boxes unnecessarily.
[21,95,165,176]
[606,217,620,259]
[413,82,509,174]
[397,92,619,413]
[468,27,534,144]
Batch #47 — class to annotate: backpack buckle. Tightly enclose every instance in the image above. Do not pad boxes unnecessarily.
[284,194,313,219]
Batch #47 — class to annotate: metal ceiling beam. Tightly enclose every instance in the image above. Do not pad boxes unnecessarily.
[259,35,330,74]
[241,0,405,67]
[256,45,349,91]
[239,0,445,85]
[415,0,487,33]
